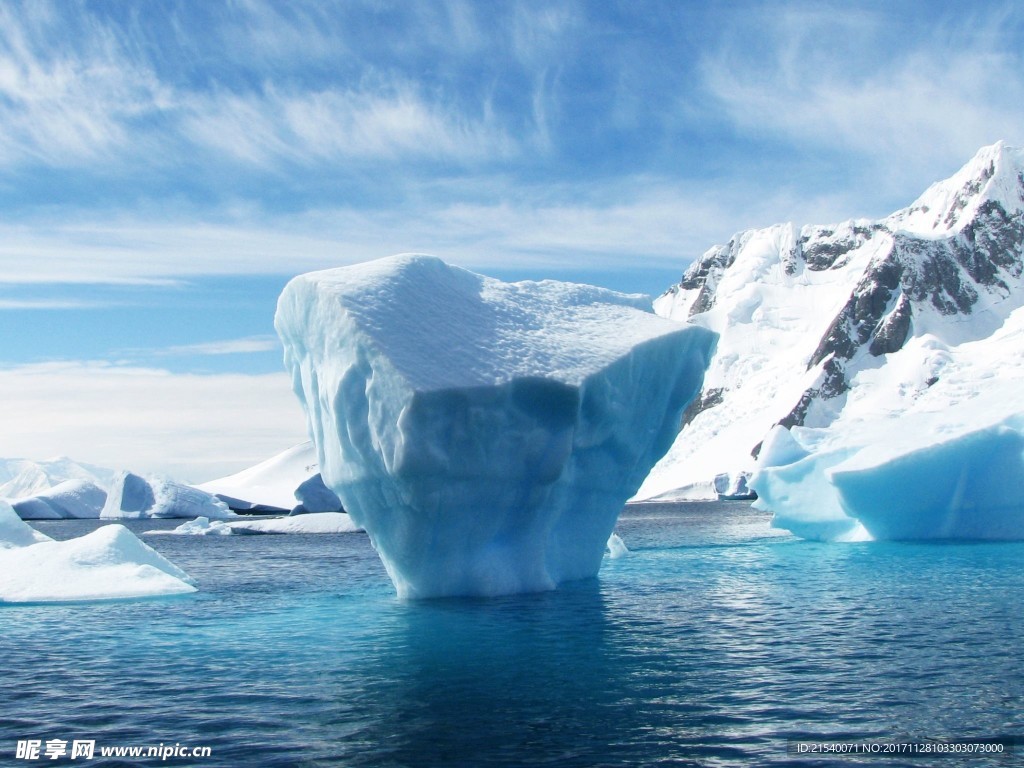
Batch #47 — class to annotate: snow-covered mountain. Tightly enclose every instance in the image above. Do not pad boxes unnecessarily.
[637,141,1024,501]
[0,457,116,500]
[198,441,321,512]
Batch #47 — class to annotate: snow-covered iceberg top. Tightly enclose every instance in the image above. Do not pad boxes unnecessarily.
[752,304,1024,541]
[275,254,716,597]
[0,502,196,602]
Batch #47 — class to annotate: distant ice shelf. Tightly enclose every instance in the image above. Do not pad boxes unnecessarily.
[276,254,715,597]
[149,512,363,536]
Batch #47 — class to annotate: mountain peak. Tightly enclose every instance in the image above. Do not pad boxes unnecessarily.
[887,141,1024,237]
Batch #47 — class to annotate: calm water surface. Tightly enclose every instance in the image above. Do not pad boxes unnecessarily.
[1,503,1021,767]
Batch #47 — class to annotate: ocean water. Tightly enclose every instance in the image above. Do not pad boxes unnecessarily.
[2,502,1022,767]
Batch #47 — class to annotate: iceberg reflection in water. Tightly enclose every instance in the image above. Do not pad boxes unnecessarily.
[2,503,1021,766]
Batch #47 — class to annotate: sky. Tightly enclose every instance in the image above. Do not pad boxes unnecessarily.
[1,0,1022,482]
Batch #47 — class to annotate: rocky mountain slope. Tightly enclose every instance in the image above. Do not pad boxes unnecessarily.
[636,141,1024,501]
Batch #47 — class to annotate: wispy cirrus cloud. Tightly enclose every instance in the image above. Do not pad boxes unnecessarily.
[158,336,280,356]
[0,175,865,287]
[0,1,539,175]
[181,82,517,169]
[0,2,172,168]
[700,4,1024,194]
[0,298,116,310]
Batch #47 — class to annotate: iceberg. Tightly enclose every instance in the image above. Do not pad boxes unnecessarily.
[0,502,196,602]
[101,471,235,519]
[10,479,107,520]
[275,254,715,598]
[829,418,1024,540]
[291,473,344,515]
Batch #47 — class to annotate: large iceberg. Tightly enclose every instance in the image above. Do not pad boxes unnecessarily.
[101,471,235,519]
[275,254,715,597]
[0,502,196,602]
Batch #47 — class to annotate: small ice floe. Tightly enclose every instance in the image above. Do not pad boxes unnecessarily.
[606,532,630,559]
[0,502,196,603]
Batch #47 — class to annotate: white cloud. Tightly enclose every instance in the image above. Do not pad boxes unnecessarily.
[0,178,864,285]
[0,298,114,310]
[701,5,1024,194]
[0,362,308,483]
[181,82,516,168]
[0,3,171,168]
[0,2,525,173]
[159,336,281,356]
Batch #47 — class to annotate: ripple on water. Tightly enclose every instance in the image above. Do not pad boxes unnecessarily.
[2,505,1022,766]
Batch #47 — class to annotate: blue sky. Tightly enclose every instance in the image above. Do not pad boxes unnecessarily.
[1,0,1022,481]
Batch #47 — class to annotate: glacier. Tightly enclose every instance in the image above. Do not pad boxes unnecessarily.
[637,141,1024,525]
[752,301,1024,540]
[275,254,715,598]
[0,502,196,602]
[101,471,236,519]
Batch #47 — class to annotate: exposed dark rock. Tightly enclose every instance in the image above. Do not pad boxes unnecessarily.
[680,386,725,429]
[869,293,912,356]
[779,357,848,430]
[213,494,290,515]
[800,224,874,271]
[678,244,735,316]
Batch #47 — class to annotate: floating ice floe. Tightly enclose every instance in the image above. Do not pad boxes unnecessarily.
[606,533,629,559]
[275,254,715,597]
[0,502,196,602]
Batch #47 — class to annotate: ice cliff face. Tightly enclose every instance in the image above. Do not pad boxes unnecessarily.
[276,254,715,598]
[638,142,1024,503]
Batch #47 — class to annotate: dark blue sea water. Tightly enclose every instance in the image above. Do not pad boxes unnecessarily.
[2,502,1022,767]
